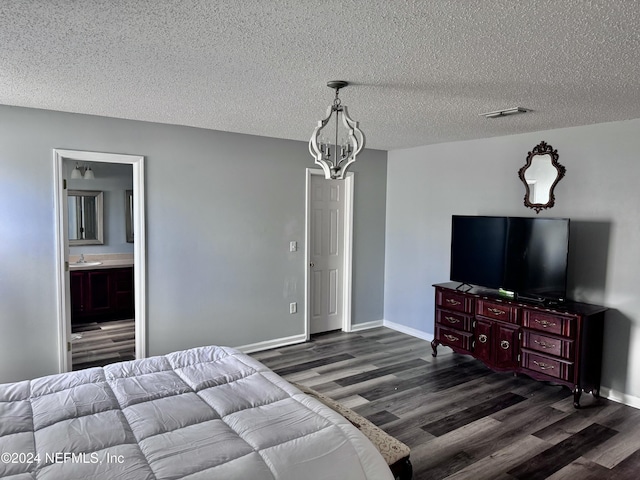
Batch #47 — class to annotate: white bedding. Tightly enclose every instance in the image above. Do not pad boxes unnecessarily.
[0,345,393,479]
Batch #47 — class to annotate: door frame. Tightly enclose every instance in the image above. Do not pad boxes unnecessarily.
[304,168,354,340]
[53,149,146,372]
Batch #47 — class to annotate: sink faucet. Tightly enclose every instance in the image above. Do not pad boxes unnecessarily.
[78,254,85,263]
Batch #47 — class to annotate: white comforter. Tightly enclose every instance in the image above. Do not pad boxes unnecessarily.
[0,345,393,479]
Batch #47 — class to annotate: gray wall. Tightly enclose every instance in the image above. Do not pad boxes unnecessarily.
[0,105,386,383]
[384,118,640,403]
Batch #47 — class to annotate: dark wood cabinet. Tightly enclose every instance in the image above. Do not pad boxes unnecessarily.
[71,267,134,324]
[432,282,606,408]
[493,322,520,370]
[473,318,493,365]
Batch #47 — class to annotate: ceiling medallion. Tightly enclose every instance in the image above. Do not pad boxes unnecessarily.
[479,106,529,119]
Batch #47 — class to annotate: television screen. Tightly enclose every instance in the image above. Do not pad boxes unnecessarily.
[450,216,569,300]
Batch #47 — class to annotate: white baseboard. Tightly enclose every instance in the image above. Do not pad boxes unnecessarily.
[349,320,384,332]
[235,333,307,354]
[383,320,434,342]
[600,387,640,410]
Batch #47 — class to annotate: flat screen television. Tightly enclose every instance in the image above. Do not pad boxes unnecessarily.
[450,215,570,302]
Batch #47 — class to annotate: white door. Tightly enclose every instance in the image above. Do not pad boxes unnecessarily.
[309,174,345,334]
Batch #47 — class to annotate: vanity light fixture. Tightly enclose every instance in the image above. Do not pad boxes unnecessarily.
[309,80,365,180]
[479,107,529,119]
[71,163,95,179]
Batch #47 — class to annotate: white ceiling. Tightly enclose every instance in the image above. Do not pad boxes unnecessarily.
[2,0,640,151]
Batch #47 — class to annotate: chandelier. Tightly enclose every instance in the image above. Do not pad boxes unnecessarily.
[309,80,365,180]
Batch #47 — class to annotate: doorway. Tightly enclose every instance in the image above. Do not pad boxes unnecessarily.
[305,169,354,337]
[54,149,146,373]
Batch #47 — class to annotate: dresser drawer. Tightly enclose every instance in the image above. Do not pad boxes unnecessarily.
[523,311,575,337]
[435,308,473,332]
[436,326,473,352]
[521,350,574,381]
[522,331,574,360]
[476,299,520,324]
[436,289,473,314]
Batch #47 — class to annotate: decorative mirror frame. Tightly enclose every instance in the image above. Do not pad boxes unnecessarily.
[518,141,566,214]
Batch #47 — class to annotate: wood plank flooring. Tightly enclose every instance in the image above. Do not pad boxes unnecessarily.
[71,319,135,370]
[252,327,640,480]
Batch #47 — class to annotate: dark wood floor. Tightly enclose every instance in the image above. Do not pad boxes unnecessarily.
[252,327,640,480]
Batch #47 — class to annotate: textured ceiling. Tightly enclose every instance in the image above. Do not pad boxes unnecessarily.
[2,0,640,151]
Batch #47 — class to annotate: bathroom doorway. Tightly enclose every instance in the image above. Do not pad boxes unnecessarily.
[54,149,146,373]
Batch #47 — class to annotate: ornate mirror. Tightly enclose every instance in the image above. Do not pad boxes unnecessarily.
[518,141,566,213]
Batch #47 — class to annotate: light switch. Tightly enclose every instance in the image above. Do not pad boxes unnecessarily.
[289,241,297,252]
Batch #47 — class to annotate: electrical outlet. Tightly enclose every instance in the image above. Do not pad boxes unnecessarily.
[289,302,297,314]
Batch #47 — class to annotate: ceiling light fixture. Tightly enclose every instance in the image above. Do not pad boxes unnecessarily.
[71,163,95,179]
[479,107,529,119]
[309,80,365,180]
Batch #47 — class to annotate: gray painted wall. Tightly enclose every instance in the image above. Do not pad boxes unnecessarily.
[384,118,640,403]
[0,105,386,383]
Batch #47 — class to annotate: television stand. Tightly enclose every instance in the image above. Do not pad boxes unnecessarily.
[431,282,607,408]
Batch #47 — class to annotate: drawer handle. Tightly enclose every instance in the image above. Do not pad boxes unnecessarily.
[445,316,460,324]
[443,334,459,342]
[478,334,488,343]
[446,299,462,306]
[534,339,556,349]
[487,307,506,316]
[534,319,557,328]
[500,340,510,350]
[533,360,555,371]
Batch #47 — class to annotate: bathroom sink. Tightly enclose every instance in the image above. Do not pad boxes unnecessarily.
[70,261,102,268]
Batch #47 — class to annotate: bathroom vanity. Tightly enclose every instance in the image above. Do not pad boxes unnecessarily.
[70,266,134,324]
[69,254,134,324]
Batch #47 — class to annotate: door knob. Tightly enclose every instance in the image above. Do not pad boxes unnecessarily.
[309,262,315,267]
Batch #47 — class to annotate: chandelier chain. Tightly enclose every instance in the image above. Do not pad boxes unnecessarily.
[333,89,342,107]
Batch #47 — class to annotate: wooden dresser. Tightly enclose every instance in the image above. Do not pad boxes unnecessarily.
[432,282,607,408]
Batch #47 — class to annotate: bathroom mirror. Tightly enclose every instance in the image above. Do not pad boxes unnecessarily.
[68,190,104,245]
[125,190,134,243]
[518,141,566,213]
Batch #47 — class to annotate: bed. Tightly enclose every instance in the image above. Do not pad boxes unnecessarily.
[0,345,394,479]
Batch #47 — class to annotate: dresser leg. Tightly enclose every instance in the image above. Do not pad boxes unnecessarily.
[431,339,439,357]
[573,386,582,409]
